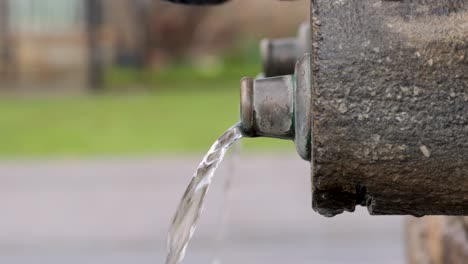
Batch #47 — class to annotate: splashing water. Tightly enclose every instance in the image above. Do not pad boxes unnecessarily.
[166,123,243,264]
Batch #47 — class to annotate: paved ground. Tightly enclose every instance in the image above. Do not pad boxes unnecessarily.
[0,154,406,264]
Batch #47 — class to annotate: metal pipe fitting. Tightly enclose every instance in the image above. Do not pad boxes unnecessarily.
[261,22,311,77]
[240,54,311,160]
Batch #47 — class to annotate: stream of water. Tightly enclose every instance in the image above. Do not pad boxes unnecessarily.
[166,123,243,264]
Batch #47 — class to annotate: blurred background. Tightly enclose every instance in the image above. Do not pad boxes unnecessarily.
[0,0,405,263]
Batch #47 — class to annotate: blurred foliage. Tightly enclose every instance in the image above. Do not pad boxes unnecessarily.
[0,46,293,157]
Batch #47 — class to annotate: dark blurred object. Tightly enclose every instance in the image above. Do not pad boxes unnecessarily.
[149,2,211,65]
[163,0,229,5]
[0,0,13,80]
[109,0,151,69]
[109,0,211,68]
[86,0,104,90]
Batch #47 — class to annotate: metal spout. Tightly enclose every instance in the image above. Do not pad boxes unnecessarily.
[260,22,311,77]
[240,54,311,160]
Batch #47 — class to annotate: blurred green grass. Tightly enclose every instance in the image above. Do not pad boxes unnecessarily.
[0,47,294,157]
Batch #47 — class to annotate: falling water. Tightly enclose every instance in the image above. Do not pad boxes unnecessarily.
[210,142,240,264]
[166,123,243,264]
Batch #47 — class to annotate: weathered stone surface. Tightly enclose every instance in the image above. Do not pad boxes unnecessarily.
[310,0,468,216]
